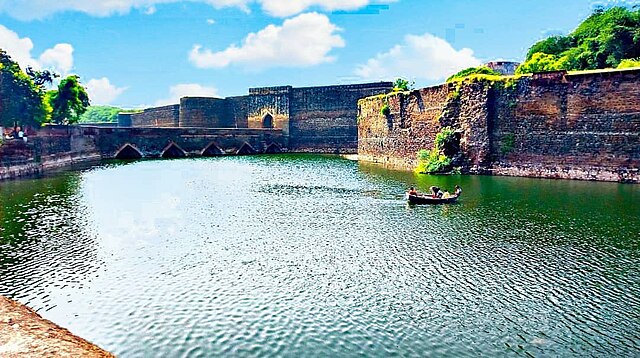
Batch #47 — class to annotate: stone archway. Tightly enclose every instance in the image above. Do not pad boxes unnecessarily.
[262,113,274,129]
[115,143,143,159]
[236,143,257,155]
[201,142,224,157]
[264,143,282,154]
[162,142,187,158]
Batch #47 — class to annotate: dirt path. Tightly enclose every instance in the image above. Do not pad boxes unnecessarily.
[0,295,114,357]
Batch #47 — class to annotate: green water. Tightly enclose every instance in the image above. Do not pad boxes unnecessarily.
[0,155,638,357]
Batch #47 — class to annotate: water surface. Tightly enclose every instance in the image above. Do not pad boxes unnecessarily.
[0,155,638,357]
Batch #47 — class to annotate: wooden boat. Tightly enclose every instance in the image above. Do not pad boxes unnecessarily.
[406,193,459,205]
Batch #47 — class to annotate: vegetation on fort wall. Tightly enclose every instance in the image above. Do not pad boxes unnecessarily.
[446,67,501,82]
[416,127,456,174]
[380,104,391,117]
[618,58,640,68]
[516,7,640,74]
[392,78,413,92]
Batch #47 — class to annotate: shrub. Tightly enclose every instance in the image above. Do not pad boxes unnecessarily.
[618,58,640,69]
[392,78,413,91]
[415,126,457,174]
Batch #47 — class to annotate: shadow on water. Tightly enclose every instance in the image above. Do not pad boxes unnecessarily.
[0,173,103,310]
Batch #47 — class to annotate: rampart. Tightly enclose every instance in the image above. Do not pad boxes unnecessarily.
[358,68,640,183]
[130,105,179,127]
[128,82,393,154]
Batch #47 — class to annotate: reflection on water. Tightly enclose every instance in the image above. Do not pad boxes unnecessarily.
[0,154,638,357]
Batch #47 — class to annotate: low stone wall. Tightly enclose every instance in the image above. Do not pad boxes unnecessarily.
[0,128,102,180]
[357,68,640,183]
[0,125,287,180]
[0,295,114,357]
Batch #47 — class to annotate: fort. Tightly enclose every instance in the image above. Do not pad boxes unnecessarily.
[0,69,639,183]
[120,82,394,153]
[358,68,640,183]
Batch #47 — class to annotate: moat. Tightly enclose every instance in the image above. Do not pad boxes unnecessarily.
[0,154,638,356]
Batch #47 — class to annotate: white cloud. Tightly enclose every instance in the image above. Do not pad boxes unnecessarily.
[207,19,216,25]
[259,0,393,17]
[0,0,392,19]
[189,12,344,69]
[355,33,482,82]
[154,83,219,106]
[0,24,74,75]
[86,77,128,105]
[0,0,251,20]
[39,44,74,75]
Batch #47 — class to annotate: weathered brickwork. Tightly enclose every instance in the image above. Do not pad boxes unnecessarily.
[130,105,179,127]
[247,86,291,134]
[179,97,229,128]
[289,83,393,153]
[130,82,392,153]
[491,70,640,182]
[0,125,287,180]
[358,68,640,183]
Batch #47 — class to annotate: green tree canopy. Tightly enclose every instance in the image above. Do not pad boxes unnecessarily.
[518,6,640,74]
[48,75,90,125]
[0,50,48,128]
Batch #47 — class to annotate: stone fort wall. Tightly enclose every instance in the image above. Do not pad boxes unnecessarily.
[128,82,393,153]
[358,68,640,183]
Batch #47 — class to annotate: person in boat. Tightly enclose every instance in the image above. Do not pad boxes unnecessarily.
[408,187,418,196]
[430,186,440,198]
[454,185,462,196]
[442,191,452,199]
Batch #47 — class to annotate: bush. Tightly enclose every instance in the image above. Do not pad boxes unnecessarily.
[415,126,457,174]
[392,78,413,92]
[618,58,640,68]
[416,149,452,174]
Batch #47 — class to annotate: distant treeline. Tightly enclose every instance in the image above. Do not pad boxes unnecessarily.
[79,106,141,123]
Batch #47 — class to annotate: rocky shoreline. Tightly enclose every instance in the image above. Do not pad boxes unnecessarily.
[0,295,113,357]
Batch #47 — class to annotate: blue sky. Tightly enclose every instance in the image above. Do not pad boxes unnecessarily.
[0,0,627,108]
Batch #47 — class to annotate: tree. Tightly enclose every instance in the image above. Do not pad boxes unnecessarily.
[518,7,640,74]
[0,50,48,128]
[48,75,90,125]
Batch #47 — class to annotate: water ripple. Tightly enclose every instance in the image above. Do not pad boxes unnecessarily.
[0,155,638,357]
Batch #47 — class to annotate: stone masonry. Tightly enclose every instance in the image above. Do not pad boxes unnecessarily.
[358,68,640,183]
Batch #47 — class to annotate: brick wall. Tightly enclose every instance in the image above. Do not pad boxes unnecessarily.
[289,82,392,153]
[131,105,179,127]
[358,68,640,183]
[179,97,230,128]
